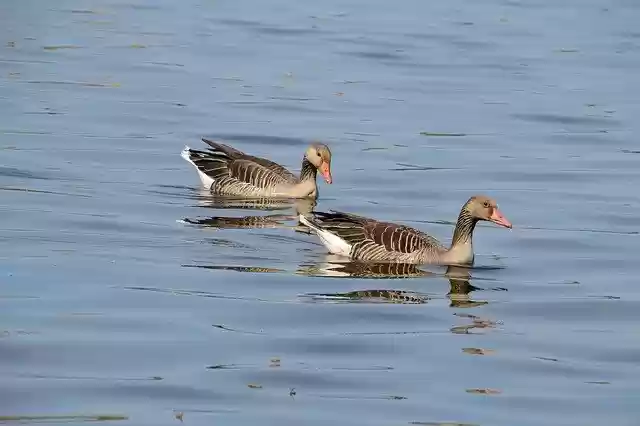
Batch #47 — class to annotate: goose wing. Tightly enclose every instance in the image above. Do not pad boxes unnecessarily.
[313,211,444,254]
[202,138,298,184]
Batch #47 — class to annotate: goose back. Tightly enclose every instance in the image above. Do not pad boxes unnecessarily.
[311,211,446,262]
[185,139,302,197]
[203,139,297,182]
[302,196,511,266]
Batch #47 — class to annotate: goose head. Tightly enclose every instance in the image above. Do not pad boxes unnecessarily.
[305,143,333,184]
[465,195,512,229]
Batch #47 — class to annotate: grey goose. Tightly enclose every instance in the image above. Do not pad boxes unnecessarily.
[299,195,512,266]
[181,138,332,198]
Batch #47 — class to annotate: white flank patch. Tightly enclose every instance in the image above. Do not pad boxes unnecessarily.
[181,145,214,188]
[299,214,352,256]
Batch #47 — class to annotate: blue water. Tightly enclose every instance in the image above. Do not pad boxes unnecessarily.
[1,0,639,425]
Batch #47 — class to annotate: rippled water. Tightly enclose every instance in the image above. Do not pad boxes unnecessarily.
[1,0,639,425]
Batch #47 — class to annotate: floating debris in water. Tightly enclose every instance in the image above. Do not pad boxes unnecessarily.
[534,356,559,362]
[207,363,241,370]
[269,357,281,368]
[465,388,502,395]
[462,347,496,356]
[43,45,82,50]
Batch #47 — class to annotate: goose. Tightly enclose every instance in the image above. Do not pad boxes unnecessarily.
[181,138,332,198]
[298,195,512,266]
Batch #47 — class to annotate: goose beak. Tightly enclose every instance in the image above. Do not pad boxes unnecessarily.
[320,162,332,184]
[490,208,512,229]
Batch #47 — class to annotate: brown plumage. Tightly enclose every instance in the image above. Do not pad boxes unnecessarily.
[181,138,332,199]
[299,195,512,266]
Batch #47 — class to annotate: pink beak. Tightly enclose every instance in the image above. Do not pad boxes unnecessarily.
[490,208,512,229]
[320,162,332,184]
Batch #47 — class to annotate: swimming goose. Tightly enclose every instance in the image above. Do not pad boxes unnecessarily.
[299,195,512,266]
[181,138,332,198]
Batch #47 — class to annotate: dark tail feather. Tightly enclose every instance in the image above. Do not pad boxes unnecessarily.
[314,210,368,225]
[181,145,230,178]
[201,138,244,158]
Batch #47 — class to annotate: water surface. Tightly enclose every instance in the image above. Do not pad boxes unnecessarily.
[1,0,639,425]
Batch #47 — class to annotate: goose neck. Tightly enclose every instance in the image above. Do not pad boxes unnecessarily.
[300,157,317,181]
[451,208,478,248]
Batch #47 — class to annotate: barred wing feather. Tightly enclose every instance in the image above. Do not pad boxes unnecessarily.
[203,138,298,184]
[312,211,444,257]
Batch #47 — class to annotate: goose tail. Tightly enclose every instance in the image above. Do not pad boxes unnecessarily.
[181,145,222,188]
[299,214,352,257]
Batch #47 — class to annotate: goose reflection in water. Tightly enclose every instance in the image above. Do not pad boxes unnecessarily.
[181,190,316,232]
[298,257,486,308]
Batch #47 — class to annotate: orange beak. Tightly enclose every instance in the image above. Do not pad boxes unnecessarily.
[490,208,512,229]
[320,161,332,184]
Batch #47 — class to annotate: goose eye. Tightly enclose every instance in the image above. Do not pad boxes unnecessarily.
[316,150,321,157]
[483,201,490,208]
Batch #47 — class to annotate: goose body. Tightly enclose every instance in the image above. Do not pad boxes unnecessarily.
[299,195,512,266]
[181,138,332,199]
